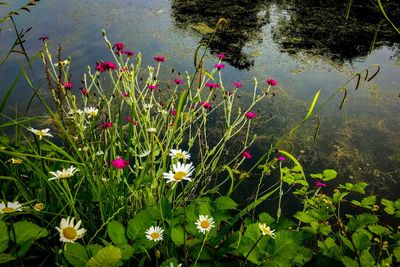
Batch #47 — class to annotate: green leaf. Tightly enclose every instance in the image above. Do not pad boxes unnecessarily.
[368,225,391,235]
[393,246,400,263]
[107,221,128,245]
[322,169,337,181]
[340,256,359,267]
[13,221,48,245]
[0,221,8,253]
[360,249,375,267]
[259,212,275,225]
[171,226,185,246]
[118,243,134,261]
[270,231,301,260]
[361,196,376,206]
[160,257,180,267]
[348,214,378,232]
[293,211,317,224]
[381,199,395,215]
[127,206,161,241]
[86,245,121,267]
[352,232,371,251]
[304,90,320,121]
[86,245,103,258]
[213,196,237,210]
[64,243,89,267]
[339,235,355,251]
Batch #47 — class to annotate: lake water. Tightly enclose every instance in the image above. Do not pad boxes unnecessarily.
[1,0,399,199]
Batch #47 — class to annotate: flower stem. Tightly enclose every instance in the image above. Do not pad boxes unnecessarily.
[242,235,263,266]
[194,232,209,266]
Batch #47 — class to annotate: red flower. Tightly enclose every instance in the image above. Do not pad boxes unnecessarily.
[96,62,117,73]
[122,50,134,57]
[153,55,165,62]
[101,121,113,129]
[170,109,177,116]
[201,102,212,110]
[122,91,129,97]
[111,156,129,169]
[277,156,286,161]
[39,36,49,41]
[241,151,253,159]
[216,53,225,59]
[266,78,278,86]
[126,116,137,125]
[245,112,256,119]
[174,79,183,85]
[205,82,220,89]
[81,88,88,95]
[64,82,73,89]
[233,81,243,88]
[113,42,124,51]
[214,63,225,70]
[314,181,327,188]
[148,85,158,90]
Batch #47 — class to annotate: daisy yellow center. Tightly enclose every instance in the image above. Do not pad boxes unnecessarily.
[150,232,160,239]
[37,131,46,137]
[200,220,210,229]
[176,152,185,159]
[173,171,187,181]
[63,227,77,240]
[2,207,16,213]
[88,111,97,116]
[59,172,72,179]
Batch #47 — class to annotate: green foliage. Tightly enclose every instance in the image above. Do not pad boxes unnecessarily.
[64,243,89,267]
[107,221,128,245]
[86,245,121,267]
[0,221,8,253]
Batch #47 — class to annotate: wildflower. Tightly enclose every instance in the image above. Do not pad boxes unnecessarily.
[214,63,225,70]
[33,203,45,211]
[54,60,70,67]
[28,127,53,140]
[266,78,278,86]
[139,150,151,157]
[233,81,243,88]
[143,103,154,109]
[49,166,79,181]
[259,223,276,238]
[126,116,137,125]
[84,107,99,118]
[245,112,257,119]
[122,50,134,57]
[277,156,286,161]
[63,82,73,90]
[39,36,49,41]
[56,217,86,243]
[95,62,117,73]
[81,88,88,95]
[170,109,177,116]
[216,53,225,59]
[174,79,183,85]
[372,204,380,211]
[95,150,104,156]
[112,156,129,169]
[101,121,112,129]
[241,151,253,159]
[148,85,158,90]
[201,102,212,110]
[169,149,191,160]
[163,162,194,183]
[195,215,215,234]
[122,91,129,97]
[0,201,22,213]
[153,55,165,62]
[147,127,157,133]
[145,226,164,242]
[314,181,328,188]
[113,42,124,51]
[205,82,220,89]
[8,158,23,164]
[226,91,234,96]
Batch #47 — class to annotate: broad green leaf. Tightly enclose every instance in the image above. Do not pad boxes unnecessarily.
[322,169,337,181]
[293,211,317,224]
[360,249,375,267]
[361,196,376,206]
[127,206,161,240]
[381,199,395,215]
[0,221,8,253]
[86,245,103,258]
[340,256,359,267]
[368,225,391,235]
[393,246,400,263]
[160,257,180,267]
[86,245,121,267]
[64,243,89,267]
[213,196,237,210]
[352,232,371,251]
[339,235,355,251]
[107,221,128,245]
[171,226,185,246]
[270,231,301,260]
[13,221,48,245]
[263,257,291,267]
[259,212,275,225]
[348,214,378,232]
[118,243,134,261]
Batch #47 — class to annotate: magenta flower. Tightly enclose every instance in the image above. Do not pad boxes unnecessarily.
[205,82,220,89]
[122,91,129,97]
[267,78,278,86]
[241,151,253,159]
[201,102,212,110]
[112,156,129,169]
[64,82,73,89]
[39,36,49,41]
[277,156,286,161]
[216,53,225,59]
[122,50,134,57]
[314,181,327,188]
[174,79,183,85]
[96,62,117,73]
[233,81,243,88]
[81,88,88,95]
[214,63,225,70]
[226,91,233,96]
[245,112,257,119]
[113,42,124,51]
[126,116,137,126]
[148,85,158,90]
[101,121,113,129]
[153,55,165,62]
[170,109,177,116]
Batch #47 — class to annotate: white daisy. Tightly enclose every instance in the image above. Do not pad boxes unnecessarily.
[163,162,194,183]
[259,223,276,238]
[145,226,164,242]
[33,203,45,211]
[55,217,86,243]
[0,201,23,214]
[28,127,53,140]
[143,103,154,109]
[169,149,190,160]
[147,127,157,133]
[139,150,151,157]
[195,215,215,234]
[49,166,79,181]
[84,107,99,118]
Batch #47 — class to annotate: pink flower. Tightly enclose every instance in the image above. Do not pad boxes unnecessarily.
[174,79,183,85]
[112,156,129,169]
[148,85,158,90]
[245,112,256,119]
[170,109,177,116]
[81,88,88,95]
[214,63,225,70]
[169,122,174,127]
[241,151,253,159]
[113,42,124,51]
[205,82,220,89]
[122,91,129,97]
[64,82,73,89]
[314,181,327,188]
[277,156,286,161]
[216,53,225,59]
[266,78,278,86]
[201,102,212,110]
[226,91,234,96]
[153,55,165,62]
[126,116,137,126]
[233,81,243,88]
[101,121,112,129]
[96,62,117,73]
[39,36,49,41]
[122,50,134,57]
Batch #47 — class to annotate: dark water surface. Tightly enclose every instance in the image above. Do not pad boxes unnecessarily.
[1,0,399,199]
